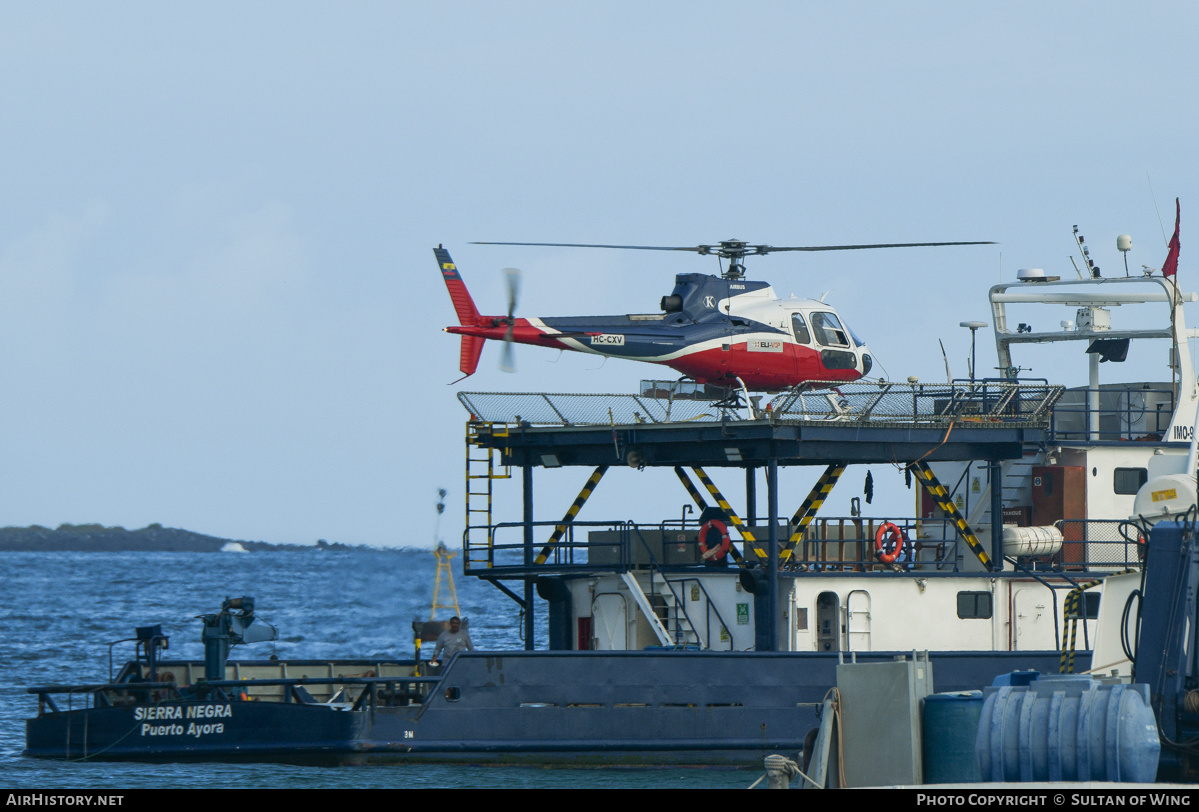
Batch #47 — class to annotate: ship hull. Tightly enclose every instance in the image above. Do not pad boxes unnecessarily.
[25,649,1080,765]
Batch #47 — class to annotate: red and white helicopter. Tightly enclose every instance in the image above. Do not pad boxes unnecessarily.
[437,238,992,392]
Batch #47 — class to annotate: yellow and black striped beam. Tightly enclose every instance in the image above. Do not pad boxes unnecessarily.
[1059,580,1098,674]
[673,467,744,564]
[535,465,608,565]
[691,466,766,562]
[780,463,847,563]
[673,466,709,512]
[1058,569,1135,674]
[909,460,992,570]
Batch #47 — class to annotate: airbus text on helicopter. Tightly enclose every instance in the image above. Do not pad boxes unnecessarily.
[436,238,994,392]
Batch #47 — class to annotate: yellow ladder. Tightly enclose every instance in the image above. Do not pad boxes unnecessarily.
[464,422,511,571]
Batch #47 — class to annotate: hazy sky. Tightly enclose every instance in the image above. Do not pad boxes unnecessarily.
[1,2,1196,547]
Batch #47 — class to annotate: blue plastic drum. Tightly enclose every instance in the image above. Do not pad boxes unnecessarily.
[922,691,984,784]
[975,673,1160,783]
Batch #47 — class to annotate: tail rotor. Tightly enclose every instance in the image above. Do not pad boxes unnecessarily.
[499,267,521,372]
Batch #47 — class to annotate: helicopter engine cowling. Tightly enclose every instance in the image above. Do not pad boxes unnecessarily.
[667,274,773,322]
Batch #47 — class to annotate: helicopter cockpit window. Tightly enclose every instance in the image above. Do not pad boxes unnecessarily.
[811,312,850,348]
[791,313,811,345]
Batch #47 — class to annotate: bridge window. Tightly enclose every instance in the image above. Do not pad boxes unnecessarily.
[957,591,992,619]
[811,312,850,348]
[791,313,811,345]
[1113,467,1147,495]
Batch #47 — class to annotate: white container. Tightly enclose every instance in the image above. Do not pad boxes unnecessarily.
[1002,525,1063,557]
[1132,472,1199,525]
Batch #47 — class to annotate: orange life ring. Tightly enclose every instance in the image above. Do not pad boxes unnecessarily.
[875,522,905,564]
[699,519,731,561]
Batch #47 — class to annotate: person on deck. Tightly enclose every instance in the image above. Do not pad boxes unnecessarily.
[429,616,473,666]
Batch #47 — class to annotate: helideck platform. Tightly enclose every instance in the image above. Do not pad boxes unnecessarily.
[458,380,1060,468]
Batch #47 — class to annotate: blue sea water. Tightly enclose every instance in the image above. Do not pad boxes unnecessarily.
[1,550,754,789]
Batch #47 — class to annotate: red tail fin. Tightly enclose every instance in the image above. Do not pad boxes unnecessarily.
[459,335,485,377]
[434,246,480,324]
[436,246,486,379]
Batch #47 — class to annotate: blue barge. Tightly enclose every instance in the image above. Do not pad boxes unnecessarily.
[26,648,1077,765]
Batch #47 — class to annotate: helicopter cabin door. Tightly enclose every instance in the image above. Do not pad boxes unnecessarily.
[809,311,858,373]
[790,312,812,380]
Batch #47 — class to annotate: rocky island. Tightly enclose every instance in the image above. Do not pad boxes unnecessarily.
[0,523,348,552]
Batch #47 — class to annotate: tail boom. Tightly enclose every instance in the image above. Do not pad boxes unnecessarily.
[437,246,570,378]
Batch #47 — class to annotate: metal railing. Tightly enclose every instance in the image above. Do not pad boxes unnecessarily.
[1046,383,1175,442]
[458,391,731,426]
[668,578,734,651]
[458,380,1062,428]
[628,525,733,650]
[1054,519,1145,571]
[780,516,958,572]
[27,675,443,714]
[768,379,1061,426]
[474,515,1145,578]
[482,519,632,573]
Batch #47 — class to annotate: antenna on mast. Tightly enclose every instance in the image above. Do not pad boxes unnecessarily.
[1073,226,1101,279]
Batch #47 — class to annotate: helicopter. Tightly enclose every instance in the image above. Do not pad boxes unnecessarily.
[436,238,994,392]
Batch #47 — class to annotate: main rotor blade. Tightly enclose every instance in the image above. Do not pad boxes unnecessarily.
[473,241,698,252]
[762,241,996,253]
[472,239,996,258]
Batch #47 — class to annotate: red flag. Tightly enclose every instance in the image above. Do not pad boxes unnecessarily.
[1163,198,1181,278]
